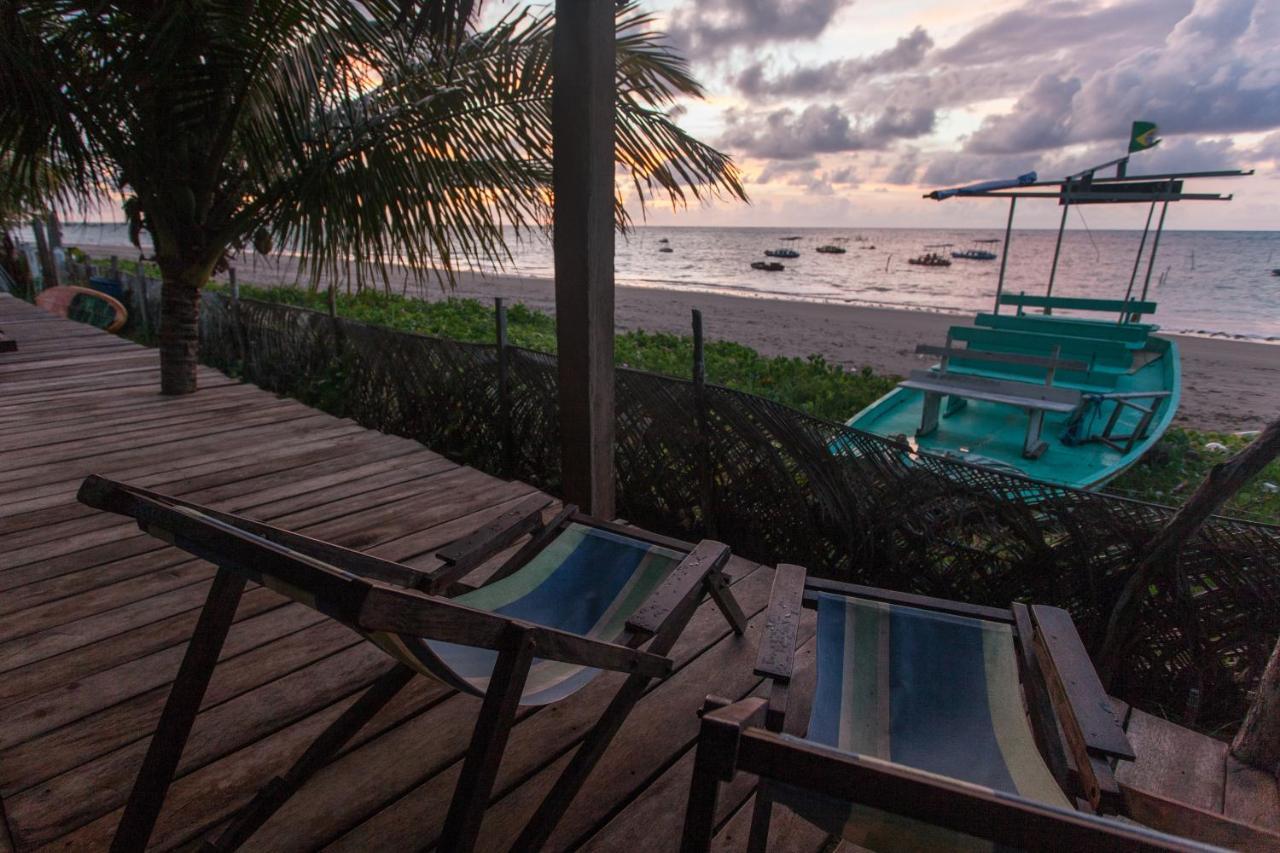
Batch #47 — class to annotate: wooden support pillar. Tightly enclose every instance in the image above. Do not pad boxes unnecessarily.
[552,0,616,518]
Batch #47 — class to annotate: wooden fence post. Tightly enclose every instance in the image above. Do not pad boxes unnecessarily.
[109,255,120,282]
[692,309,715,537]
[496,298,513,478]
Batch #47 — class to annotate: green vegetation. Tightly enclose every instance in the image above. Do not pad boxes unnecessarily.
[228,284,897,421]
[215,284,1280,522]
[1108,427,1279,522]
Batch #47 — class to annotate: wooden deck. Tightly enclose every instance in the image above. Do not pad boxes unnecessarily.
[0,294,807,851]
[0,293,1275,852]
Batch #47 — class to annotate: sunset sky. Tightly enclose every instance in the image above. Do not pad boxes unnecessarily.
[579,0,1280,230]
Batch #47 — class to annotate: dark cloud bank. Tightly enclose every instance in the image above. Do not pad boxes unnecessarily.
[695,0,1280,187]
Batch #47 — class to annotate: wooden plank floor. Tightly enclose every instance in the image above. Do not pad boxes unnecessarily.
[0,294,812,852]
[3,294,1274,852]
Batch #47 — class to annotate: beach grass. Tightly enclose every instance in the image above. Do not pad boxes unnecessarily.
[205,284,1280,522]
[227,284,898,420]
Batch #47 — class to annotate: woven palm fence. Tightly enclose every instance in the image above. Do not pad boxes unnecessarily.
[121,284,1278,733]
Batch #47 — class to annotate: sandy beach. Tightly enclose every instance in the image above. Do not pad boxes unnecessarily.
[87,244,1279,432]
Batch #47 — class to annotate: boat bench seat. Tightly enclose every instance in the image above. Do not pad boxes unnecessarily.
[998,293,1158,318]
[975,313,1152,346]
[901,369,1082,460]
[949,326,1134,369]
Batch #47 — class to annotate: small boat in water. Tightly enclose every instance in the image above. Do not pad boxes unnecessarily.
[765,248,800,258]
[658,246,673,253]
[952,239,1000,261]
[846,126,1252,490]
[658,238,669,243]
[815,244,847,254]
[751,261,785,272]
[908,246,952,267]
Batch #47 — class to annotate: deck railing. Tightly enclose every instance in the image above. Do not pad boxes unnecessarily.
[96,269,1280,734]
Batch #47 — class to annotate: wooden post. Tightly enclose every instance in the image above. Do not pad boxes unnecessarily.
[552,0,616,518]
[692,309,714,536]
[1231,637,1280,775]
[229,267,239,304]
[110,255,120,282]
[495,297,513,478]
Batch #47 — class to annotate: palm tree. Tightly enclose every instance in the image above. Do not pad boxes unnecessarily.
[0,1,744,394]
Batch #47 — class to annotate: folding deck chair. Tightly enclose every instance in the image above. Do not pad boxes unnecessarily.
[682,567,1217,852]
[78,475,746,852]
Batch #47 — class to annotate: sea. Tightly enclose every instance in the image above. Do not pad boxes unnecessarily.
[37,222,1280,342]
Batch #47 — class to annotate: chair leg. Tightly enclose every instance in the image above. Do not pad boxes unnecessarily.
[512,670,653,851]
[706,570,747,635]
[746,784,775,853]
[680,729,728,853]
[207,663,415,851]
[111,568,246,853]
[439,629,536,853]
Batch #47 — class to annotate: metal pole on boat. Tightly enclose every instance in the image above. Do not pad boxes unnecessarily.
[1122,200,1158,320]
[992,197,1017,315]
[1138,181,1175,308]
[1044,194,1070,314]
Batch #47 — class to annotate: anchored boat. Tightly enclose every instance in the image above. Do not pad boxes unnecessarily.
[952,239,1000,261]
[847,128,1251,490]
[908,245,952,267]
[765,248,800,258]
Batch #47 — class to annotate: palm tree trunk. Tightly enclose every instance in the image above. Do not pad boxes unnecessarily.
[159,272,202,395]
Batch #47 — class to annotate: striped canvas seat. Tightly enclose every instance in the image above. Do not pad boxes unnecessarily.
[365,523,684,705]
[772,592,1069,850]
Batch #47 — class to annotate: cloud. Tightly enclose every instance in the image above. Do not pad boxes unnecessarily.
[936,0,1194,68]
[1067,0,1280,142]
[666,0,853,58]
[967,74,1082,154]
[884,148,922,185]
[721,105,936,159]
[960,0,1280,156]
[735,27,934,97]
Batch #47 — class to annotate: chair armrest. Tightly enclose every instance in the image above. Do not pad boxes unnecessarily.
[1030,605,1134,760]
[1031,605,1132,812]
[421,494,553,592]
[755,564,806,682]
[626,540,731,636]
[78,475,427,589]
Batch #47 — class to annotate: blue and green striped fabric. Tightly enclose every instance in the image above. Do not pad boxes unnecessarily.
[772,593,1070,850]
[367,523,684,706]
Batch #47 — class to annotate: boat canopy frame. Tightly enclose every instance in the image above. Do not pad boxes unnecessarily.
[925,160,1254,320]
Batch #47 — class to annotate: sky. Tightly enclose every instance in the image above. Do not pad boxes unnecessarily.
[554,0,1280,230]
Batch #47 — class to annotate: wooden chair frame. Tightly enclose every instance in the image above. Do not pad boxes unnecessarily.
[78,475,747,853]
[681,568,1176,853]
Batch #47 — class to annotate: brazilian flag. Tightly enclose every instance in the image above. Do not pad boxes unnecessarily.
[1129,121,1160,152]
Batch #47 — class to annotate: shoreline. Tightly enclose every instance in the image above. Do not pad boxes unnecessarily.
[80,243,1280,432]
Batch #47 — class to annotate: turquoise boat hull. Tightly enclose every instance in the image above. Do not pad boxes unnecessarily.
[847,332,1180,491]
